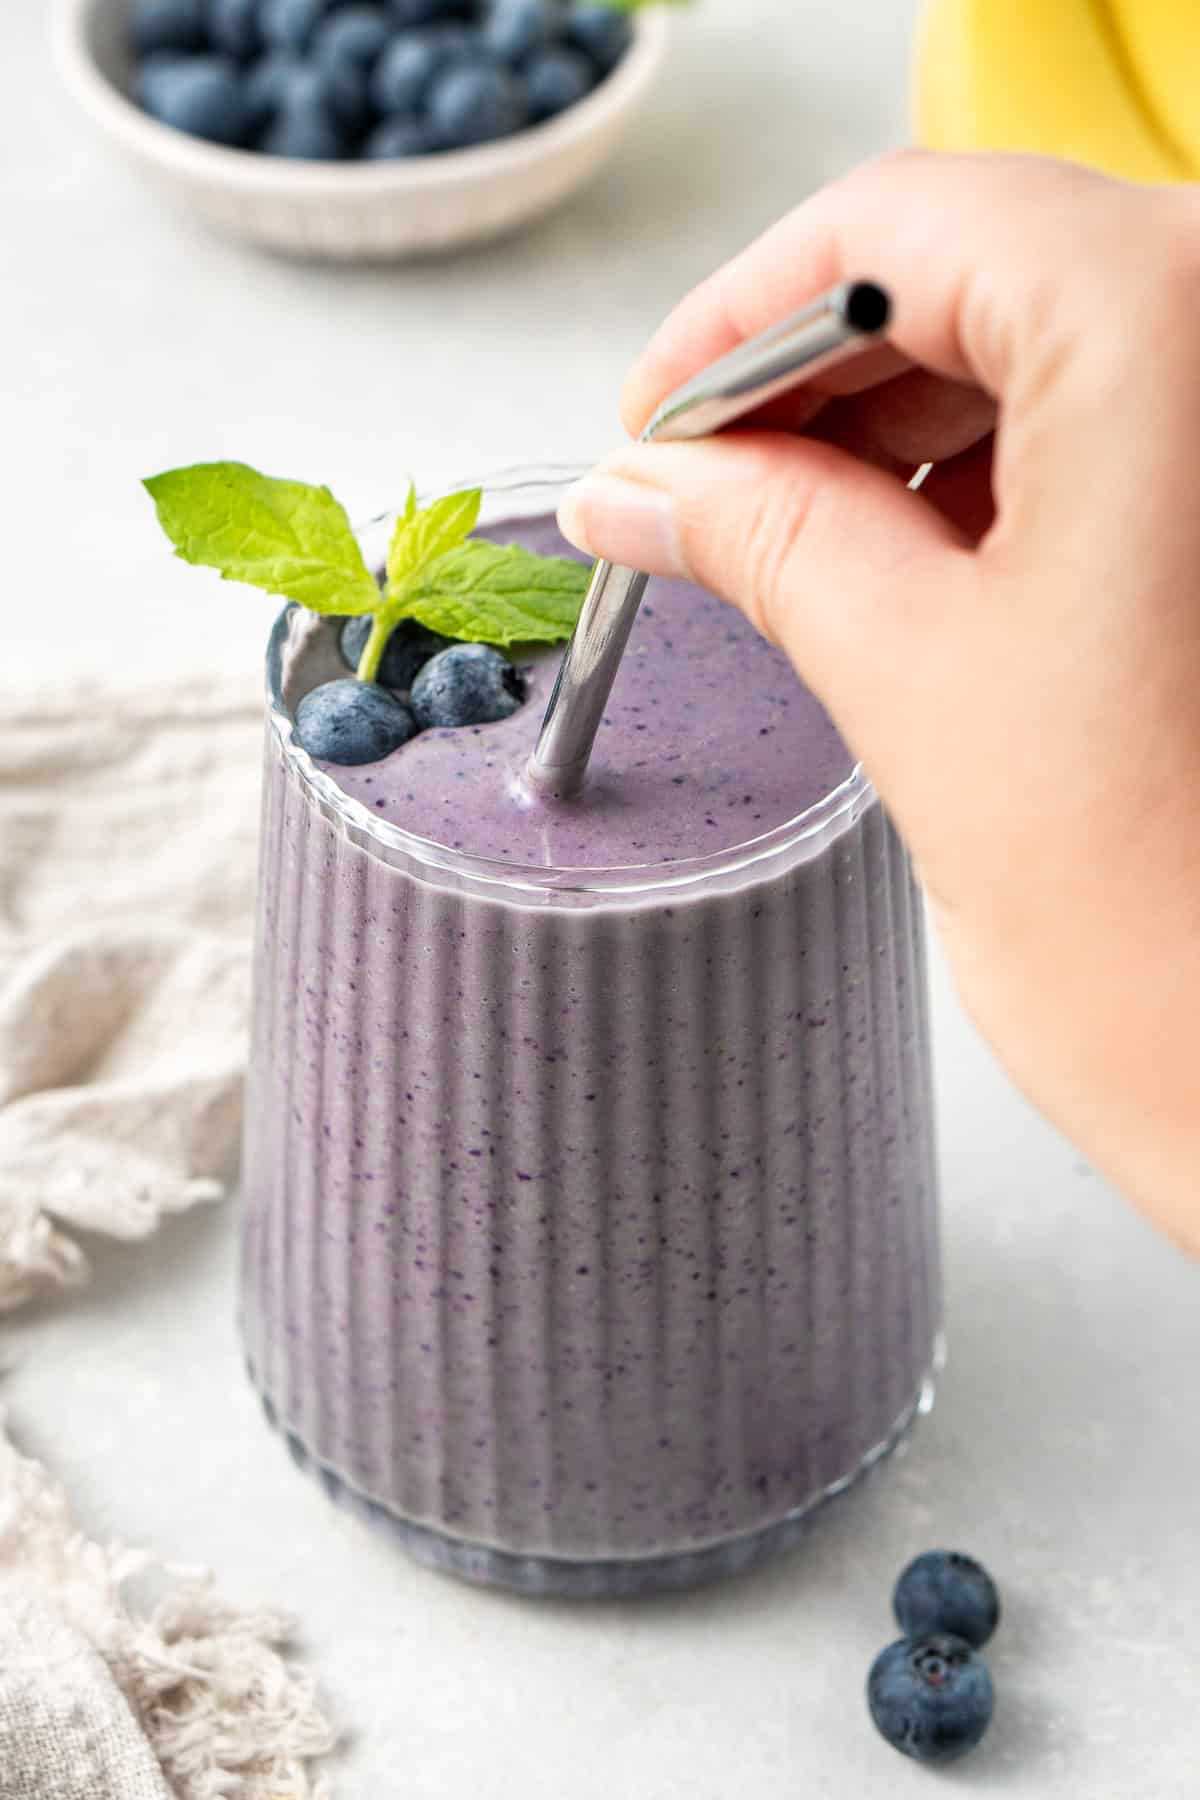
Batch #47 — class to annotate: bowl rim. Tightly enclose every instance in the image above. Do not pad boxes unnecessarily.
[49,0,671,191]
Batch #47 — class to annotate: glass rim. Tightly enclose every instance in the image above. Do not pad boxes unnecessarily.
[264,466,873,899]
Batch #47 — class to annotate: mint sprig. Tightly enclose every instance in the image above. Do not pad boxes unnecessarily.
[144,462,590,675]
[402,540,590,646]
[143,463,381,617]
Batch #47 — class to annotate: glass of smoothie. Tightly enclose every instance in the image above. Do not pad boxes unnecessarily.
[239,465,942,1598]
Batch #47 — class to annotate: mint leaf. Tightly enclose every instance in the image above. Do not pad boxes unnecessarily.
[385,486,481,600]
[144,462,380,616]
[399,541,590,647]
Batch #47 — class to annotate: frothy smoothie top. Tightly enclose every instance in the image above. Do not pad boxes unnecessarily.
[305,515,854,870]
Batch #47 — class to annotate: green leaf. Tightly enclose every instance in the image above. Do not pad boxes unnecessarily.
[143,462,380,616]
[385,486,482,600]
[398,541,590,647]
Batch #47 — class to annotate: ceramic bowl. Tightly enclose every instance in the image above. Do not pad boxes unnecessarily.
[51,0,670,259]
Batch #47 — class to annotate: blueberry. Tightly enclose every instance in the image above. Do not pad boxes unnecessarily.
[428,61,526,147]
[131,0,209,56]
[525,45,591,119]
[482,0,559,68]
[369,24,477,112]
[370,32,439,113]
[564,2,631,74]
[387,0,469,25]
[312,10,390,127]
[867,1635,994,1765]
[207,0,261,59]
[893,1551,1001,1650]
[260,0,329,52]
[139,54,252,145]
[318,53,373,130]
[294,679,418,764]
[313,4,391,68]
[363,114,438,156]
[136,50,189,111]
[410,643,525,729]
[244,49,305,128]
[339,616,449,686]
[259,78,347,155]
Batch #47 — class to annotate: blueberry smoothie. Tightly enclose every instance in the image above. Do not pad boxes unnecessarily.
[240,481,940,1596]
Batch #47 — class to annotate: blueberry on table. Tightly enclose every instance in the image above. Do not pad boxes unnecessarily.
[295,679,418,764]
[867,1635,994,1765]
[260,0,329,53]
[410,643,525,728]
[339,616,449,687]
[564,2,632,75]
[428,61,527,147]
[893,1551,1001,1650]
[525,46,592,120]
[482,0,560,68]
[139,54,252,145]
[131,0,209,57]
[208,0,262,60]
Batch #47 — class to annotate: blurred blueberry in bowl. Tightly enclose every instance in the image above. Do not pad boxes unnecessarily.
[53,0,671,257]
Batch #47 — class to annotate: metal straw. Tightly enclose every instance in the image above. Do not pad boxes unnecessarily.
[527,279,892,799]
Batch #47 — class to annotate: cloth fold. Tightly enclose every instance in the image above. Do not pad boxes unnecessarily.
[0,676,263,1310]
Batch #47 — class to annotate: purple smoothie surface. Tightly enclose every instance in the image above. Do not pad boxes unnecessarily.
[300,514,854,869]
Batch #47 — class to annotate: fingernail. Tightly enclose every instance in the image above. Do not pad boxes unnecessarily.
[557,474,686,577]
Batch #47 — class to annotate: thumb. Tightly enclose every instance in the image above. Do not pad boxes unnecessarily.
[556,432,973,742]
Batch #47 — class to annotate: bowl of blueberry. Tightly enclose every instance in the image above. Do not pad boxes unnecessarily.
[52,0,671,258]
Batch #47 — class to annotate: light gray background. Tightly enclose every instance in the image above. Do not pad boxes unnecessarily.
[3,1,1198,1793]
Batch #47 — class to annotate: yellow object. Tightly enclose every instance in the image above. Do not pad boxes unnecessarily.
[913,0,1197,184]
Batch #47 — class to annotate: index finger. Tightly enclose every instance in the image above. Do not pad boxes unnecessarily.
[620,150,1156,437]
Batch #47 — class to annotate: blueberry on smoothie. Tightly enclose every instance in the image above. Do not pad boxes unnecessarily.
[295,679,418,764]
[410,642,525,727]
[209,0,263,61]
[867,1635,994,1765]
[428,61,527,147]
[482,0,560,68]
[339,616,449,689]
[893,1551,1001,1650]
[131,0,208,57]
[140,54,252,145]
[525,46,592,120]
[564,1,632,74]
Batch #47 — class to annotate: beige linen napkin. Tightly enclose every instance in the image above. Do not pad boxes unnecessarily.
[0,675,336,1794]
[0,1416,334,1800]
[0,676,262,1308]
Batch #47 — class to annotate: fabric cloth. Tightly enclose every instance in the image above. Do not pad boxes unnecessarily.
[0,675,336,1794]
[0,1417,334,1799]
[0,676,263,1310]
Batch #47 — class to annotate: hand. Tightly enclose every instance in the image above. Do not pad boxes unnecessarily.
[558,151,1200,1255]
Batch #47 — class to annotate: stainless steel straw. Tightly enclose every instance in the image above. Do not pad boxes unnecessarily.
[527,279,892,799]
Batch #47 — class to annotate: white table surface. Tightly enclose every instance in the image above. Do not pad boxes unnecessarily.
[4,1,1199,1793]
